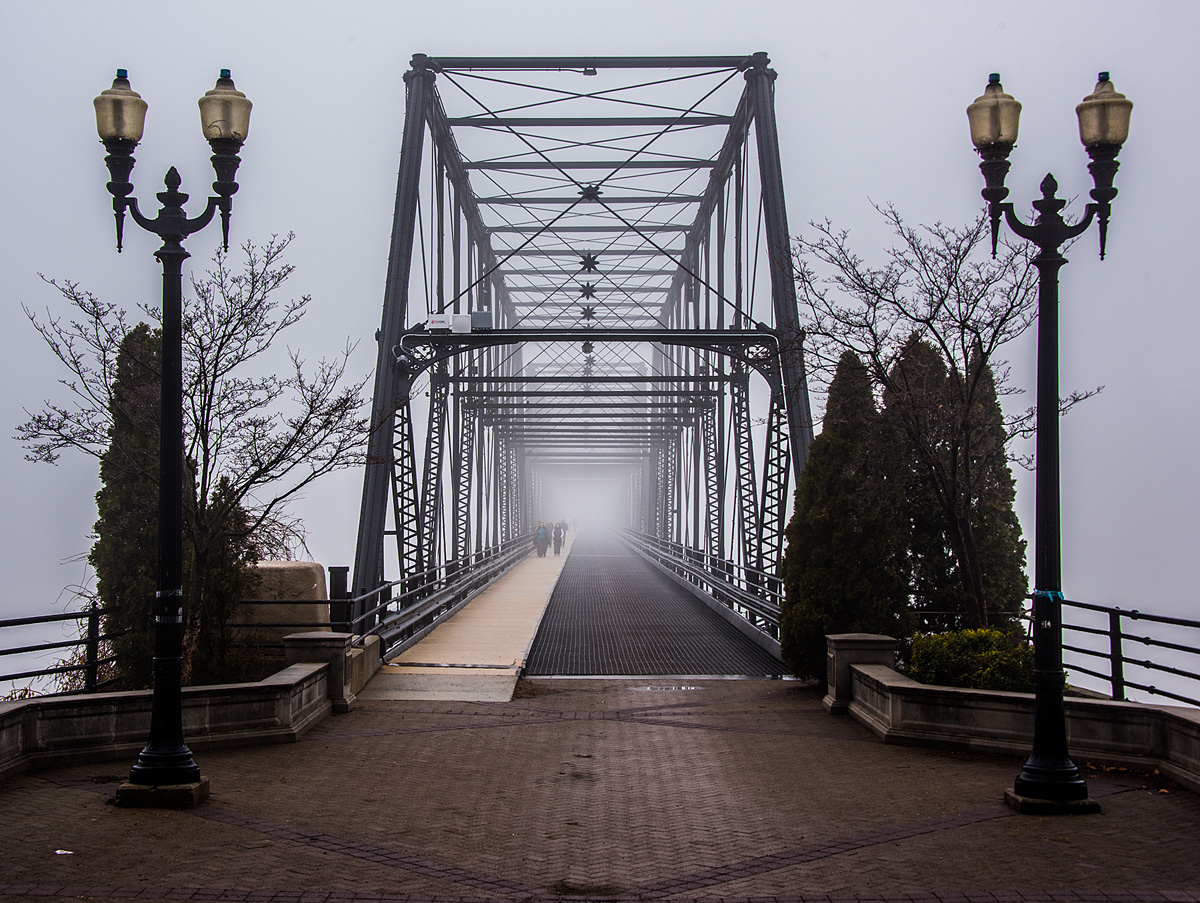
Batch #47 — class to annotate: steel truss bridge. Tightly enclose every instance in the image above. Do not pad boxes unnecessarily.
[348,54,814,649]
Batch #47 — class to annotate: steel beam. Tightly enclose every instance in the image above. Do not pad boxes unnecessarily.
[746,52,815,478]
[428,55,751,71]
[491,225,691,233]
[501,249,682,257]
[447,117,732,128]
[482,200,700,208]
[465,160,715,170]
[352,59,434,603]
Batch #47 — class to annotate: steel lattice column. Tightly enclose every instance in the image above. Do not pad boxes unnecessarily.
[758,379,791,581]
[453,403,476,563]
[352,56,435,603]
[730,366,760,577]
[389,392,425,597]
[701,401,724,562]
[745,53,815,478]
[421,363,449,568]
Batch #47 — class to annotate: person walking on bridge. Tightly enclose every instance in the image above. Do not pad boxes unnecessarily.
[535,521,549,558]
[552,521,564,556]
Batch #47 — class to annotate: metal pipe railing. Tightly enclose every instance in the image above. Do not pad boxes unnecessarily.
[617,527,783,638]
[8,541,1198,708]
[342,532,535,654]
[1054,597,1200,707]
[0,603,119,694]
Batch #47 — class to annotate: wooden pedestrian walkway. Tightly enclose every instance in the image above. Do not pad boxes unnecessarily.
[359,536,573,703]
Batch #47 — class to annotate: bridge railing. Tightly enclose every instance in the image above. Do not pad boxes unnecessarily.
[617,528,783,639]
[344,532,536,654]
[1054,597,1200,708]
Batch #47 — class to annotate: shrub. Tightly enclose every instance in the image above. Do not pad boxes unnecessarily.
[908,628,1034,692]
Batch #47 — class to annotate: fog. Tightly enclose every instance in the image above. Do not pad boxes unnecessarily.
[534,463,634,537]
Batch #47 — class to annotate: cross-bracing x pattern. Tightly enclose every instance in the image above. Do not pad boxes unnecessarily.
[428,60,774,447]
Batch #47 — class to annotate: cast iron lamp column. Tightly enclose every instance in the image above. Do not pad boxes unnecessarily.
[968,73,1131,810]
[93,69,252,789]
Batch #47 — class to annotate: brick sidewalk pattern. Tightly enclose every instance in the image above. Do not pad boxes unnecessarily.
[2,679,1198,902]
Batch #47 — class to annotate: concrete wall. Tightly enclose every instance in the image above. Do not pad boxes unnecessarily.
[824,634,1200,795]
[0,631,384,784]
[229,561,332,650]
[0,663,330,782]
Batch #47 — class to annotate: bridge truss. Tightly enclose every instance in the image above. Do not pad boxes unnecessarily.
[351,54,814,635]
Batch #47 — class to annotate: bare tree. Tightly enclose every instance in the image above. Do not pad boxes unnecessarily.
[793,206,1097,628]
[17,234,368,682]
[19,233,366,556]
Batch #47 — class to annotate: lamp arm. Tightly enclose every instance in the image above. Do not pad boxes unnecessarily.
[1001,202,1097,254]
[183,197,221,244]
[999,203,1035,243]
[124,196,154,234]
[1066,205,1100,243]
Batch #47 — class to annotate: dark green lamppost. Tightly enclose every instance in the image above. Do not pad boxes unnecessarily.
[94,69,251,803]
[967,73,1132,813]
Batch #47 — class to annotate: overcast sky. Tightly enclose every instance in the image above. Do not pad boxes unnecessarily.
[2,2,1197,670]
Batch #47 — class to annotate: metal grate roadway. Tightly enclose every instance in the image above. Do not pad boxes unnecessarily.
[524,534,784,676]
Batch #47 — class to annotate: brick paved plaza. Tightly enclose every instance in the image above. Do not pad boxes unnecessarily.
[2,679,1198,903]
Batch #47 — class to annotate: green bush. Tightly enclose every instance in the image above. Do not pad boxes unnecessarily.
[908,628,1034,692]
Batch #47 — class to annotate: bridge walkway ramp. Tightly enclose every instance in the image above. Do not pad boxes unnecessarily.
[359,536,572,703]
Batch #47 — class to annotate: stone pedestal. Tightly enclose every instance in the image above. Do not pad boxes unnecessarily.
[1004,788,1102,815]
[823,633,896,714]
[285,632,356,712]
[284,632,380,713]
[115,776,210,809]
[231,562,330,640]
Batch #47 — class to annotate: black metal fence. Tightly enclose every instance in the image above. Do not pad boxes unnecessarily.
[0,604,121,696]
[1,535,535,699]
[1058,597,1200,708]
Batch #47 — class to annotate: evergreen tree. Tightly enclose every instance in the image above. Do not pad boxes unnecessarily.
[880,336,1027,630]
[881,337,962,629]
[90,325,160,688]
[781,350,912,678]
[183,476,261,685]
[963,346,1027,629]
[782,337,1027,670]
[88,328,266,686]
[793,208,1086,629]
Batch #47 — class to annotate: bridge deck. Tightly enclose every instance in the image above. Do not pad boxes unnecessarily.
[360,536,572,703]
[525,533,784,677]
[361,531,782,703]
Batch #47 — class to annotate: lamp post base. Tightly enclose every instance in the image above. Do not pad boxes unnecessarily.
[1004,788,1100,815]
[115,776,210,809]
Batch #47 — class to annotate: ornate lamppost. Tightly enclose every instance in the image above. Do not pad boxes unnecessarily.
[967,73,1132,813]
[94,69,251,804]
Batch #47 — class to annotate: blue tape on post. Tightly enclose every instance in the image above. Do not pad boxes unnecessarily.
[1033,590,1064,602]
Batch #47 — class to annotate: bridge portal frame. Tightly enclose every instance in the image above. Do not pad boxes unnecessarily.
[352,54,815,633]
